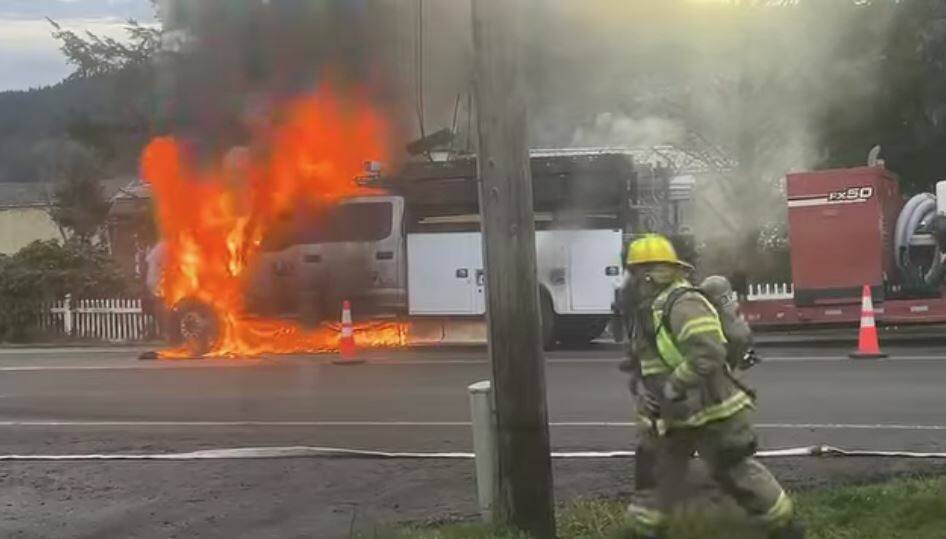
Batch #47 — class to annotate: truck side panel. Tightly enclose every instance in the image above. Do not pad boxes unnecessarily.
[407,229,621,317]
[407,233,485,315]
[564,230,623,312]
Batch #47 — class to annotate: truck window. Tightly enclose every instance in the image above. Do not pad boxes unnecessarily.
[299,202,393,243]
[260,201,394,248]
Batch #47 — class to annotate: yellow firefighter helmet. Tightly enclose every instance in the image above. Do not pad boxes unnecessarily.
[625,234,693,269]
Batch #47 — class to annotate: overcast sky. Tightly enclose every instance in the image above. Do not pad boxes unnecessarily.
[0,0,157,92]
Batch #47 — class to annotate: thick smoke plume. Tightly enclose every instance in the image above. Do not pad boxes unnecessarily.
[155,0,414,162]
[365,0,898,277]
[155,1,899,278]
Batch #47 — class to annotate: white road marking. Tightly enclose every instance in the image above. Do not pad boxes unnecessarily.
[383,356,946,364]
[755,423,946,431]
[0,362,270,372]
[762,355,946,362]
[0,348,149,355]
[0,420,945,431]
[0,420,472,427]
[0,365,172,372]
[386,355,946,364]
[368,359,487,365]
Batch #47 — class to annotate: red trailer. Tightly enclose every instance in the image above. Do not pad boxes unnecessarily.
[742,164,946,328]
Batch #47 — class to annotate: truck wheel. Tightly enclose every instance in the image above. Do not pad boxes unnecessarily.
[540,291,556,350]
[169,299,220,357]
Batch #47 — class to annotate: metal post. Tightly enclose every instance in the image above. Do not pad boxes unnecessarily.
[63,294,73,336]
[468,380,497,521]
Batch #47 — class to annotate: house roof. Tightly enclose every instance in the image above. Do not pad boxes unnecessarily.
[0,182,55,208]
[0,177,134,209]
[110,177,152,201]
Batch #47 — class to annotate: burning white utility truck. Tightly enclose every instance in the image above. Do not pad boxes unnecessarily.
[137,148,686,353]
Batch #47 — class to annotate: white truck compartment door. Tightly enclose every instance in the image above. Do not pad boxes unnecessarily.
[535,230,569,313]
[408,233,483,315]
[566,230,623,313]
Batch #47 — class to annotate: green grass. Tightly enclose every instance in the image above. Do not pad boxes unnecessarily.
[355,523,529,539]
[360,474,946,539]
[797,474,946,539]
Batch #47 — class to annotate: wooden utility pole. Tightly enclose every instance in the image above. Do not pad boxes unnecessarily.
[471,1,555,537]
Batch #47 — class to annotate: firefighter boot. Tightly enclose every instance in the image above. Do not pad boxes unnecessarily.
[768,519,806,539]
[624,502,663,539]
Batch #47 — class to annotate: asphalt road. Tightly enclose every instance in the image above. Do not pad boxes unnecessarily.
[1,343,946,538]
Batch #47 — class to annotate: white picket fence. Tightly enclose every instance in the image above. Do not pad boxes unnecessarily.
[37,296,157,342]
[746,282,795,301]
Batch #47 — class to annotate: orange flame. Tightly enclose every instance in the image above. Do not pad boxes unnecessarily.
[142,85,407,357]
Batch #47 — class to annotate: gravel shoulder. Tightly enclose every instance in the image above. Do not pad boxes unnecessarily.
[2,456,945,539]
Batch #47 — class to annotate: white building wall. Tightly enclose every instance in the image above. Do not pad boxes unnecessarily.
[0,207,61,254]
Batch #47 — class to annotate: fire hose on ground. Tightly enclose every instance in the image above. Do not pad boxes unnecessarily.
[1,444,945,462]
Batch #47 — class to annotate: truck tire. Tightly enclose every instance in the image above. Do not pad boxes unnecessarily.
[168,299,220,357]
[540,290,556,350]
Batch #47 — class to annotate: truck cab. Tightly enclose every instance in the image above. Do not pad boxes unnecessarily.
[247,195,407,321]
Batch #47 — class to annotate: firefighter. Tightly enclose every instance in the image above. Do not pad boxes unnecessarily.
[622,234,803,539]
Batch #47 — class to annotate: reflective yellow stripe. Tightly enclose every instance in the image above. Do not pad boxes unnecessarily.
[678,321,724,342]
[678,316,720,339]
[642,365,668,376]
[655,327,685,369]
[692,293,719,315]
[679,323,722,341]
[762,491,794,527]
[676,390,753,428]
[641,357,670,376]
[626,503,665,532]
[671,360,700,385]
[637,415,667,435]
[637,513,663,526]
[643,396,752,434]
[629,518,658,534]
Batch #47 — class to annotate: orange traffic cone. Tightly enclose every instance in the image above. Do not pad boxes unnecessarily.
[850,285,887,359]
[333,300,364,365]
